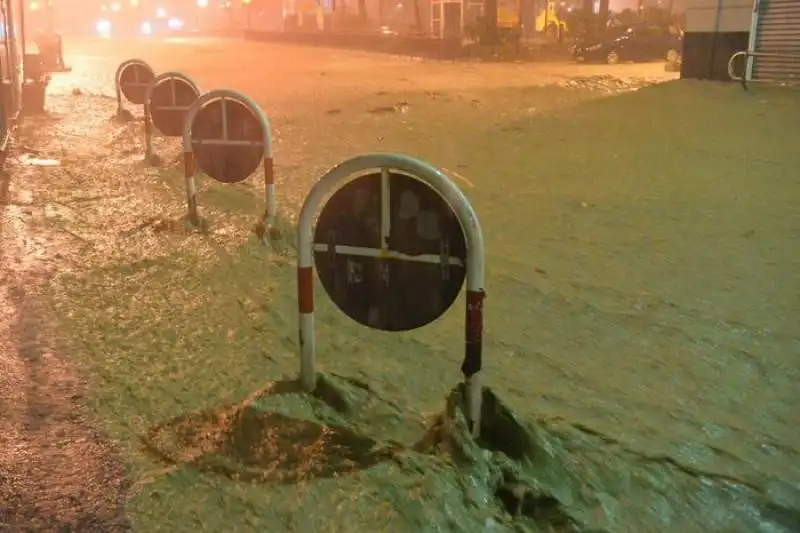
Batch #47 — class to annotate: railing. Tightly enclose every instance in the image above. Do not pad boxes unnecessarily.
[728,50,800,90]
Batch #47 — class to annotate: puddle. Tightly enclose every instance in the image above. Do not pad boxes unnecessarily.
[19,156,61,167]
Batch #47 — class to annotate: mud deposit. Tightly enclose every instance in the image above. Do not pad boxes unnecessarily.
[2,38,799,532]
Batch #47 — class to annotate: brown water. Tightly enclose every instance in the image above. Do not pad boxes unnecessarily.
[1,37,798,532]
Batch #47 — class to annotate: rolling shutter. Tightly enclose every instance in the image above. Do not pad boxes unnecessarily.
[752,0,800,83]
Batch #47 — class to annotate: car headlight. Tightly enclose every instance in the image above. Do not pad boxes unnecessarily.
[167,18,184,30]
[96,19,112,36]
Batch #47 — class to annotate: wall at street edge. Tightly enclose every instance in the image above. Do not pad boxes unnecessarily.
[681,0,752,81]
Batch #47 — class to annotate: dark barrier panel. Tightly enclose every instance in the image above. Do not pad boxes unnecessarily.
[681,31,750,81]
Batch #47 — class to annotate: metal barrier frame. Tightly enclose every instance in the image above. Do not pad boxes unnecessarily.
[181,89,274,227]
[728,50,800,90]
[143,71,201,160]
[296,153,486,437]
[114,58,155,115]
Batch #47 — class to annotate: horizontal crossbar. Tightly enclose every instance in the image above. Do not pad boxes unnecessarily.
[313,243,464,266]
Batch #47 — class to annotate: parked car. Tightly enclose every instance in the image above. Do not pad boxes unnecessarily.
[572,23,683,64]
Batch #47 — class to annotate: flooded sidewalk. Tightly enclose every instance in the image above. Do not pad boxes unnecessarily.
[0,98,132,531]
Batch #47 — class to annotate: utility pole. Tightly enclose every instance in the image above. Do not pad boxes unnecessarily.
[581,0,594,37]
[46,0,55,33]
[243,0,252,30]
[598,0,609,33]
[483,0,499,44]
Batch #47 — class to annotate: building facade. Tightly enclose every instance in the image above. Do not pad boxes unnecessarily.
[681,0,753,80]
[682,0,800,82]
[747,0,800,83]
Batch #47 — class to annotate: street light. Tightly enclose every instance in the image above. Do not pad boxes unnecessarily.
[196,0,209,31]
[243,0,251,30]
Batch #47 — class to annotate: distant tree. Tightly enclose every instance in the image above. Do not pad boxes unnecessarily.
[573,0,597,38]
[642,6,670,25]
[616,8,640,26]
[671,11,685,31]
[597,0,610,33]
[413,0,423,32]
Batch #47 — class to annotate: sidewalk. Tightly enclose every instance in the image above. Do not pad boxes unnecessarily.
[0,95,133,531]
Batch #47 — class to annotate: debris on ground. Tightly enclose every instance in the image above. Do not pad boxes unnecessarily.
[559,75,660,93]
[3,40,796,532]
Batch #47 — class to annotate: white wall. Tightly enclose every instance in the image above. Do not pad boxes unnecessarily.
[685,0,753,33]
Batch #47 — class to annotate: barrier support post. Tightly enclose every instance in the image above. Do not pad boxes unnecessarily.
[183,151,199,225]
[144,104,153,159]
[116,85,123,116]
[263,156,276,231]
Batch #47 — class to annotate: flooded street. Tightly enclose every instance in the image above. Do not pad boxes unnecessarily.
[1,37,799,532]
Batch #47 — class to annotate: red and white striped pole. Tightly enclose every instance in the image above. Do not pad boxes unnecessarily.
[258,101,276,234]
[263,155,276,231]
[143,103,153,159]
[183,149,198,225]
[178,83,200,225]
[297,258,316,391]
[296,153,485,435]
[464,287,485,436]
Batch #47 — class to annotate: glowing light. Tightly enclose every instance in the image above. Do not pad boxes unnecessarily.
[30,1,39,11]
[130,0,139,5]
[100,4,108,11]
[96,19,112,37]
[167,17,184,30]
[111,2,121,11]
[197,0,208,6]
[140,21,153,35]
[156,7,166,17]
[242,0,251,4]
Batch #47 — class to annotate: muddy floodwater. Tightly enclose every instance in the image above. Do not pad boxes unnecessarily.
[1,38,799,532]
